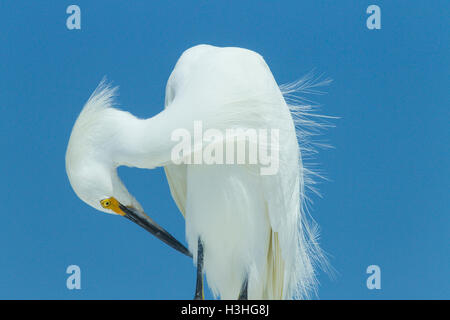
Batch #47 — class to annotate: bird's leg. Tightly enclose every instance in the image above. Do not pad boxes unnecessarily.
[194,237,204,300]
[238,276,248,300]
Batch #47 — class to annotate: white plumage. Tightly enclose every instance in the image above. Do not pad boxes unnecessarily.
[66,44,329,299]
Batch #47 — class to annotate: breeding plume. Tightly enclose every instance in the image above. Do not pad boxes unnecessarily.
[65,44,329,299]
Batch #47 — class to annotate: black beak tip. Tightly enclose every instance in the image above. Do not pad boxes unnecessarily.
[119,204,192,258]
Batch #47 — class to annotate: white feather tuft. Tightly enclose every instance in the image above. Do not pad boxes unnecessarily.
[280,72,336,299]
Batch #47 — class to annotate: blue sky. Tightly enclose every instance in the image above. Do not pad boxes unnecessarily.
[0,1,448,299]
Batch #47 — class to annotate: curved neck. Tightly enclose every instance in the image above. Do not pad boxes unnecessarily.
[110,105,192,169]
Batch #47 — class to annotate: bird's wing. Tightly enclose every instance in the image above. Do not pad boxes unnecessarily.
[164,164,187,218]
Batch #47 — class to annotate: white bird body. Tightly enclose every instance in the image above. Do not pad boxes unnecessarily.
[66,44,326,299]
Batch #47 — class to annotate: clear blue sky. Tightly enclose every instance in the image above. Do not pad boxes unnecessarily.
[0,1,448,299]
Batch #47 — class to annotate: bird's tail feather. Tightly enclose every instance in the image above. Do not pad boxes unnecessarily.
[263,231,285,299]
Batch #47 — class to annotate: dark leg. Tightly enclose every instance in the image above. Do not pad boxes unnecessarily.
[194,238,204,300]
[238,276,248,300]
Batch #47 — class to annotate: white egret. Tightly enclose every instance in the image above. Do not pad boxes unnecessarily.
[65,44,329,299]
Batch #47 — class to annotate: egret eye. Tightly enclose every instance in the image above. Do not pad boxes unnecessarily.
[100,199,111,208]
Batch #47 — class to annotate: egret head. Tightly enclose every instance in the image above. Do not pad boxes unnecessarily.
[65,81,142,216]
[65,80,191,257]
